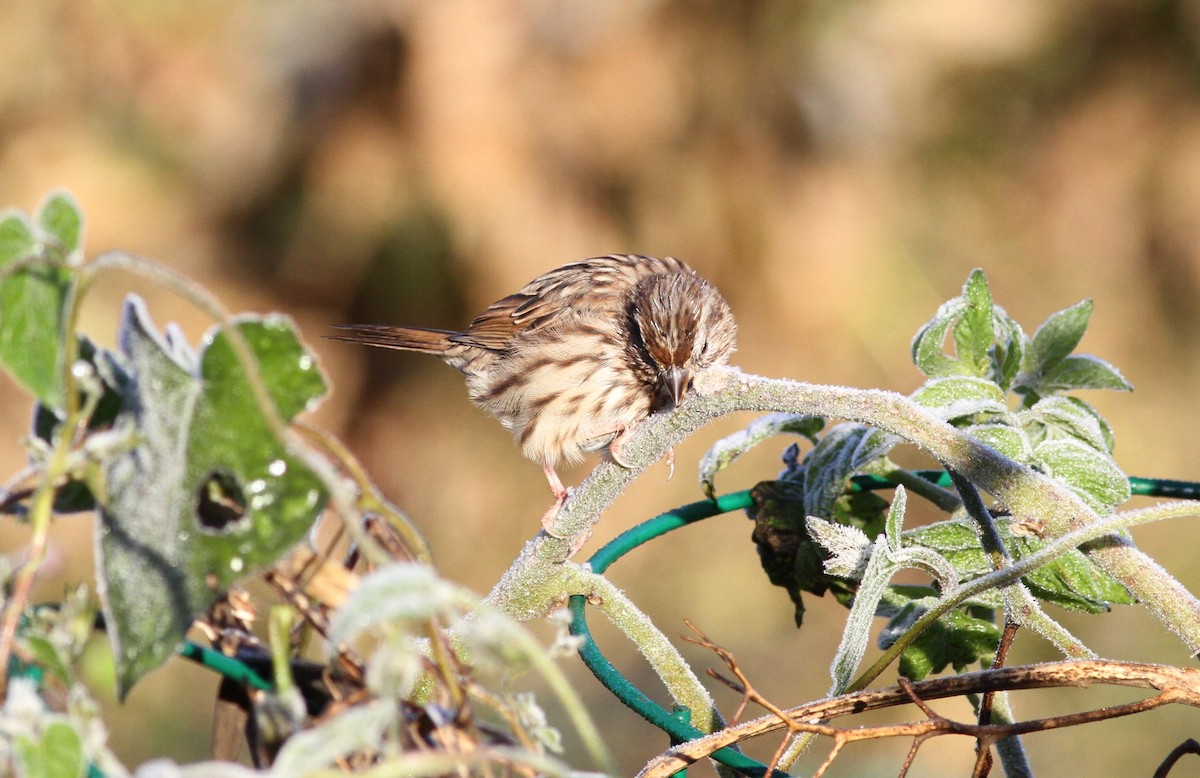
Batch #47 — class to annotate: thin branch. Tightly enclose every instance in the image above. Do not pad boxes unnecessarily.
[639,660,1200,777]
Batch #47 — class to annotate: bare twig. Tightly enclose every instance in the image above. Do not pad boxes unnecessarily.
[639,660,1200,777]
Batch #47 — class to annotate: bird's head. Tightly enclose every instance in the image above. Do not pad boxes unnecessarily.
[627,269,737,412]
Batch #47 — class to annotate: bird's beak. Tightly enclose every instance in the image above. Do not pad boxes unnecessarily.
[663,366,691,408]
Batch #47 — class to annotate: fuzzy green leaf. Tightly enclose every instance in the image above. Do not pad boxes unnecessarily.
[904,518,1134,613]
[1038,355,1132,394]
[1028,299,1092,373]
[98,297,328,696]
[1035,438,1130,514]
[902,520,989,578]
[953,269,995,377]
[15,721,86,778]
[37,191,84,259]
[884,485,906,552]
[966,423,1032,462]
[912,376,1008,422]
[911,299,966,378]
[0,210,36,263]
[0,212,71,405]
[1009,535,1134,613]
[891,604,1001,680]
[1023,396,1111,452]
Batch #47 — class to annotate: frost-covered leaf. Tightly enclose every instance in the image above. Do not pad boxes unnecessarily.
[1035,438,1130,514]
[903,517,1134,613]
[1008,534,1134,613]
[828,531,896,692]
[953,269,995,377]
[884,485,906,552]
[912,298,965,378]
[1023,396,1111,452]
[1038,354,1132,394]
[850,426,900,469]
[98,297,328,696]
[966,422,1032,462]
[803,424,890,519]
[884,602,1001,680]
[912,376,1008,422]
[699,413,823,497]
[1026,299,1092,374]
[806,516,872,578]
[911,269,1025,389]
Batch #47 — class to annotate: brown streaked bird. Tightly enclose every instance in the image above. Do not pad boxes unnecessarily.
[331,253,737,536]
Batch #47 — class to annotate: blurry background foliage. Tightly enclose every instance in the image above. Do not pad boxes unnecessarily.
[4,1,1200,774]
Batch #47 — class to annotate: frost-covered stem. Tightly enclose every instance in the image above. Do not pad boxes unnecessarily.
[586,573,724,736]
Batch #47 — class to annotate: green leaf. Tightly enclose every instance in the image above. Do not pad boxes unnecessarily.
[890,603,1001,680]
[884,485,906,552]
[912,376,1008,422]
[699,413,824,498]
[98,297,328,696]
[14,721,86,778]
[911,298,966,378]
[901,517,1134,615]
[0,210,36,263]
[993,318,1026,392]
[966,422,1032,462]
[37,191,84,259]
[1035,438,1130,514]
[1038,355,1132,394]
[1008,533,1135,613]
[23,635,72,685]
[953,269,995,377]
[910,270,1025,388]
[803,424,892,519]
[1027,299,1092,373]
[0,212,71,405]
[1022,396,1111,453]
[902,519,991,580]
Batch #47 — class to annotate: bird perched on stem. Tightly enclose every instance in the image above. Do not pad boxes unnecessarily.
[331,253,737,537]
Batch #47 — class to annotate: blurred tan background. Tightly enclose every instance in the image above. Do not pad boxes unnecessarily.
[4,1,1200,774]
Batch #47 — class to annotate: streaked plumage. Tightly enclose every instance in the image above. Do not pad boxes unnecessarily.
[332,253,737,535]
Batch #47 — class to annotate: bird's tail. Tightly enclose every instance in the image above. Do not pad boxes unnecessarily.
[328,324,454,354]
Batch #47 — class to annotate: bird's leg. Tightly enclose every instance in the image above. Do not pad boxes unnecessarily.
[606,426,634,468]
[540,463,568,534]
[539,462,592,555]
[539,462,570,537]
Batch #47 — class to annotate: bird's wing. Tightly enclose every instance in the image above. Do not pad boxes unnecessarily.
[452,254,690,351]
